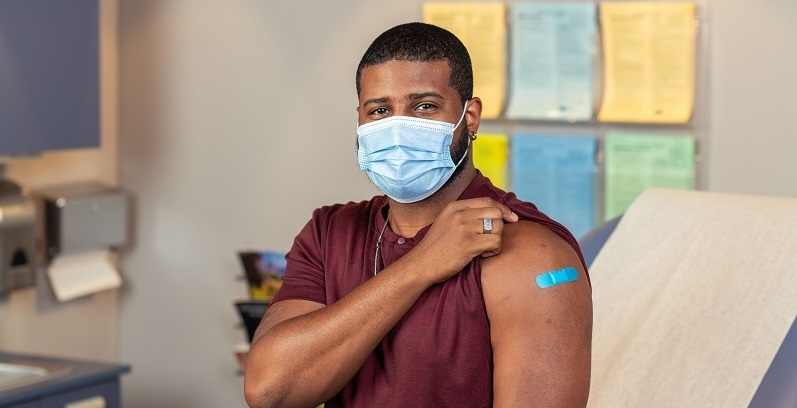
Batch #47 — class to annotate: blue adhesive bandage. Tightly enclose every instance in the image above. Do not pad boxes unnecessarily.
[536,267,579,289]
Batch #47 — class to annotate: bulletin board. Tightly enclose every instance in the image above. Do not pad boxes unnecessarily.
[423,0,710,238]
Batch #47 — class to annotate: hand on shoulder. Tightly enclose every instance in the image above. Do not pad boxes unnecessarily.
[410,197,519,284]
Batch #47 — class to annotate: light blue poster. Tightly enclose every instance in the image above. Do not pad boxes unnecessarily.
[511,134,597,239]
[506,3,597,121]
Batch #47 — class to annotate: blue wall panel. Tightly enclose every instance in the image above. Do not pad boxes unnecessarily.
[0,0,99,156]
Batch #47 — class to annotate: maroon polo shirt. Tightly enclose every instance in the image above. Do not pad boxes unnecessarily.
[273,171,586,407]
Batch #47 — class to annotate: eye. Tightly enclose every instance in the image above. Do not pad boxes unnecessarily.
[369,107,389,117]
[415,102,436,111]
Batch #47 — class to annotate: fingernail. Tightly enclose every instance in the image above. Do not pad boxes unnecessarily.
[512,212,519,221]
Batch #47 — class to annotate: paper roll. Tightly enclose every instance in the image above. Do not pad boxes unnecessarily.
[47,250,122,302]
[588,189,797,408]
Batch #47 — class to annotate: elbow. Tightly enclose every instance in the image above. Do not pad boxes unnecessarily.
[243,372,268,408]
[244,331,327,408]
[244,370,282,408]
[243,385,264,408]
[243,346,288,408]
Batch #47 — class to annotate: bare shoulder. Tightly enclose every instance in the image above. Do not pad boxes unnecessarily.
[480,219,592,326]
[482,220,588,285]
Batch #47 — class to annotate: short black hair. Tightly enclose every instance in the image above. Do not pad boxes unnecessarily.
[355,22,473,104]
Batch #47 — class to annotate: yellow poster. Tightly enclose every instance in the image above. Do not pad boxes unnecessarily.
[598,2,697,124]
[472,133,509,189]
[424,3,507,119]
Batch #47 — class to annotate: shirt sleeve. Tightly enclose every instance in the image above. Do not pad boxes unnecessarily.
[271,208,327,305]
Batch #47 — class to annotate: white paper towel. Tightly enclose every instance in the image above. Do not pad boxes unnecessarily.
[588,189,797,408]
[47,250,122,302]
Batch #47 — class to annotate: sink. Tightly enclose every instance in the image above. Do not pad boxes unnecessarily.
[0,360,71,392]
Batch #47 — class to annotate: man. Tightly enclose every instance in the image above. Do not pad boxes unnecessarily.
[244,22,592,408]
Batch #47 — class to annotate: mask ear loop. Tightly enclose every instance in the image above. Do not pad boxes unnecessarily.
[450,99,473,168]
[450,128,473,169]
[453,99,470,130]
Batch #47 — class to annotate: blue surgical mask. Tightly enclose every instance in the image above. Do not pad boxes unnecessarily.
[357,102,470,203]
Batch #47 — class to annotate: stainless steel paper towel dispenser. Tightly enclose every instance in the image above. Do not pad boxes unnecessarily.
[0,180,37,295]
[35,182,129,259]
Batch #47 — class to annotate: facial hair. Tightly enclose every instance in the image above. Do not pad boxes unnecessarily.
[437,124,471,193]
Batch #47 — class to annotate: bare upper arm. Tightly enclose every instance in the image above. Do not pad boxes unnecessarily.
[481,221,593,407]
[252,299,325,344]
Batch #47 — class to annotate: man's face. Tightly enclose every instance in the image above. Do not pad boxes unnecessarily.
[356,59,478,193]
[357,59,466,131]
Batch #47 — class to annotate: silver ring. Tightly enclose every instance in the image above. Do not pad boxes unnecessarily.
[482,218,493,234]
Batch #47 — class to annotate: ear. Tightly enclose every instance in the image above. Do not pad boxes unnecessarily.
[465,97,483,135]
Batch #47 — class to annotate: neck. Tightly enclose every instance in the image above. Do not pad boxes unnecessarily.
[387,166,477,238]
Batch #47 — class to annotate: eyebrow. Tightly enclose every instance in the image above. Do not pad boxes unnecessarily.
[362,92,445,108]
[408,92,444,101]
[362,97,390,108]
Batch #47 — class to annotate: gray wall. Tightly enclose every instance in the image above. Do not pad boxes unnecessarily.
[708,0,797,195]
[117,1,797,407]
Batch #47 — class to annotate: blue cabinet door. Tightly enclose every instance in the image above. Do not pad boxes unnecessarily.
[0,0,100,156]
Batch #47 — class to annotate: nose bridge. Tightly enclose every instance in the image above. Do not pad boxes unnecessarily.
[392,100,416,117]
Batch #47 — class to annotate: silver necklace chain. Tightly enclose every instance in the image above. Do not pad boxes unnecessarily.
[374,212,390,276]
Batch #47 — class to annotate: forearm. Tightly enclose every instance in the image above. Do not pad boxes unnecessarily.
[245,254,432,408]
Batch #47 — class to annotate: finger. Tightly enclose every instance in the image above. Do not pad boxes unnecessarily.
[496,203,518,223]
[481,217,493,234]
[479,250,500,258]
[458,197,518,223]
[475,216,504,236]
[478,235,503,258]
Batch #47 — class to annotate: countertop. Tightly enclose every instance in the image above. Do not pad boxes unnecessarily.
[0,352,130,407]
